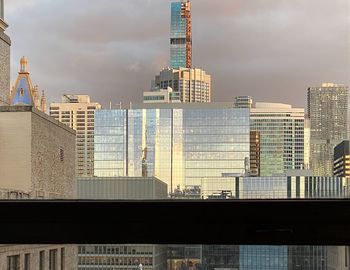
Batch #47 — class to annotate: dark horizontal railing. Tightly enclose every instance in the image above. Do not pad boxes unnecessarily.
[1,199,350,245]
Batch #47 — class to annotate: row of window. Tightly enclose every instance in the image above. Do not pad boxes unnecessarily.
[7,248,65,270]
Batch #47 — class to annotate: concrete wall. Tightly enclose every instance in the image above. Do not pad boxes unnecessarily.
[31,109,76,199]
[0,31,10,105]
[77,177,168,200]
[0,111,32,192]
[0,244,77,270]
[0,107,76,198]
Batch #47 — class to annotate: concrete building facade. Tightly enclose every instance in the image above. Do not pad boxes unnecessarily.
[155,67,211,103]
[50,95,102,177]
[0,2,10,105]
[0,106,76,198]
[77,177,168,200]
[0,106,77,269]
[143,87,181,104]
[308,82,348,176]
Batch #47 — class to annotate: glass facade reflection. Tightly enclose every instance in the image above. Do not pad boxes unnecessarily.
[250,103,307,176]
[170,1,191,68]
[94,106,250,193]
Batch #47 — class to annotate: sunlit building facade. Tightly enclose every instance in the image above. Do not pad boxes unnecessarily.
[50,95,102,176]
[308,82,348,176]
[250,102,307,176]
[170,0,192,68]
[155,67,211,103]
[9,57,46,112]
[94,103,250,193]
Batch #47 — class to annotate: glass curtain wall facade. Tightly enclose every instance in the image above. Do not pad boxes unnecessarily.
[94,106,250,193]
[170,0,192,68]
[250,103,306,176]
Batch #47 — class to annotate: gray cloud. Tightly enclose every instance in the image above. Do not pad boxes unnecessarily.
[5,0,350,108]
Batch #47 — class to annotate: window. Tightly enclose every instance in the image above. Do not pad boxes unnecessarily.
[61,248,65,270]
[24,253,30,270]
[39,251,45,270]
[59,148,64,162]
[49,249,57,270]
[7,255,20,270]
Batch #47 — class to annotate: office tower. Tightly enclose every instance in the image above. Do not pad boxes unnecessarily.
[308,82,348,176]
[198,171,350,270]
[170,0,192,69]
[0,0,10,105]
[250,102,306,176]
[94,103,250,193]
[234,96,253,109]
[154,67,211,103]
[334,140,350,177]
[9,57,46,112]
[250,131,260,177]
[143,87,180,103]
[0,106,77,268]
[77,177,168,270]
[50,95,102,176]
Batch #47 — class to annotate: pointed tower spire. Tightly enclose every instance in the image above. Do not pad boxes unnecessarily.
[20,56,29,73]
[41,90,47,113]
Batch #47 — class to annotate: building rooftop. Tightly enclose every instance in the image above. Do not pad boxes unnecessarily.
[0,106,76,135]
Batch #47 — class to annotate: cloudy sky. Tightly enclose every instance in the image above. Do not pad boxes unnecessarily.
[5,0,350,108]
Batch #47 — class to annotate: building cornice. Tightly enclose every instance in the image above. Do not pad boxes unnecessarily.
[0,20,10,46]
[0,18,8,30]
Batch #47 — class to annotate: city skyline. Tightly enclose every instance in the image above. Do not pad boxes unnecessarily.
[5,0,350,108]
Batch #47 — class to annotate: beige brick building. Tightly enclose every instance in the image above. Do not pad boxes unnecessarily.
[0,3,10,105]
[0,106,78,269]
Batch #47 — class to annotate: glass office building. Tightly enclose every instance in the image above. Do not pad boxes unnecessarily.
[170,0,192,68]
[250,102,307,176]
[94,103,250,194]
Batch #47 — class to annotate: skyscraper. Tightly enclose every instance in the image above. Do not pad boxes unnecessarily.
[50,95,102,176]
[154,67,211,103]
[0,0,10,105]
[308,82,348,176]
[170,0,192,69]
[250,102,307,176]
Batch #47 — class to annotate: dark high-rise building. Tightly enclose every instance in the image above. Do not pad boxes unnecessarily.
[170,0,192,68]
[334,140,350,177]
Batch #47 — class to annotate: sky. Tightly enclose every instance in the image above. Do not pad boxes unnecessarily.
[5,0,350,108]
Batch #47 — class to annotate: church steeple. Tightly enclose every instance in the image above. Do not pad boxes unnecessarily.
[10,57,45,113]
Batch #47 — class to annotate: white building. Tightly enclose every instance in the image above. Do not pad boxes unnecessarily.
[50,95,102,176]
[143,87,180,103]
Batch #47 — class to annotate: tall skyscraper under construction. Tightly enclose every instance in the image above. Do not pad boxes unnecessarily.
[170,0,192,69]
